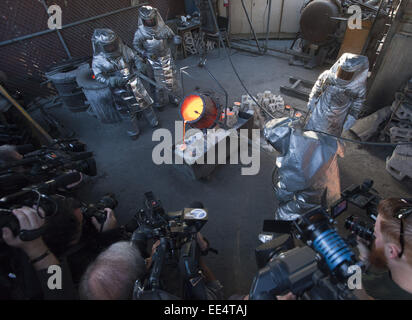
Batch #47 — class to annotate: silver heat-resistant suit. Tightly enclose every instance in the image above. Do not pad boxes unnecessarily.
[92,29,158,138]
[265,53,369,220]
[133,6,180,107]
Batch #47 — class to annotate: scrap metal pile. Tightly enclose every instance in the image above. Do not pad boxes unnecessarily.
[240,91,304,134]
[385,78,412,180]
[350,77,412,180]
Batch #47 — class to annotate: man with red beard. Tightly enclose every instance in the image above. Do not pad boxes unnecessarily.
[356,198,412,300]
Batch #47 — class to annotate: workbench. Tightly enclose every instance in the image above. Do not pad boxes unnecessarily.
[171,112,254,180]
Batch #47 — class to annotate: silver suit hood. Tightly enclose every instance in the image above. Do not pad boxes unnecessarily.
[136,6,171,39]
[133,6,179,104]
[92,28,122,58]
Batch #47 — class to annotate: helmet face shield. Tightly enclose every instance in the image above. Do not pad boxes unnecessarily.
[139,6,158,28]
[102,39,120,54]
[92,29,121,57]
[143,17,157,27]
[336,66,354,81]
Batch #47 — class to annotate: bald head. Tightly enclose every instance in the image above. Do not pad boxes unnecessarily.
[0,145,22,165]
[79,241,146,300]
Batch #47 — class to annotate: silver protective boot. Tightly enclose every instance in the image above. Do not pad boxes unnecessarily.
[128,115,141,140]
[142,106,159,128]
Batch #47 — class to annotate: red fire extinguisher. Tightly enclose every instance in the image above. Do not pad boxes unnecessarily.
[223,0,229,7]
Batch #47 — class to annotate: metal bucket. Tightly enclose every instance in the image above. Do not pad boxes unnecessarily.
[45,59,90,113]
[76,66,121,124]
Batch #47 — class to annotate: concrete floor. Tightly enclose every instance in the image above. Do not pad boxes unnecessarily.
[49,45,412,298]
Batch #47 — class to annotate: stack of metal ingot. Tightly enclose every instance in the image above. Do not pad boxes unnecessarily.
[240,91,296,129]
[386,78,412,181]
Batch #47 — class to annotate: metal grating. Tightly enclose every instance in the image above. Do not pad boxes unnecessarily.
[0,0,185,100]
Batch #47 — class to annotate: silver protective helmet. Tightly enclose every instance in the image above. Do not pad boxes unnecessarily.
[92,29,121,57]
[139,6,158,28]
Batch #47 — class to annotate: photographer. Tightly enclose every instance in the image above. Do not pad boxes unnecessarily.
[0,144,23,164]
[356,198,412,300]
[1,206,76,299]
[41,197,128,286]
[79,241,147,299]
[79,232,223,300]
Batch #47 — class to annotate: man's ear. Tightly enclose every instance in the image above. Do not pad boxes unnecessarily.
[385,242,401,260]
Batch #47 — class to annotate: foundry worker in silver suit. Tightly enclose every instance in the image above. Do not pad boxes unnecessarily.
[92,28,159,140]
[264,53,369,221]
[305,53,369,136]
[133,6,181,108]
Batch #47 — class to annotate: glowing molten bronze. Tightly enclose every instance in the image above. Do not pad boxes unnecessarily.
[180,94,218,130]
[181,95,204,122]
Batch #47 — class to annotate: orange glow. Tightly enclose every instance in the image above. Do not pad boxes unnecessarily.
[234,102,241,106]
[295,112,302,118]
[182,120,188,148]
[285,105,291,109]
[181,95,204,122]
[221,111,234,119]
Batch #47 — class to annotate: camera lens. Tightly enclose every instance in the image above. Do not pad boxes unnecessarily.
[345,216,374,242]
[98,193,118,209]
[76,158,97,176]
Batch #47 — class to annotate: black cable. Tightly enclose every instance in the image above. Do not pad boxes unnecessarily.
[310,130,412,146]
[206,0,412,148]
[206,0,275,119]
[240,0,264,54]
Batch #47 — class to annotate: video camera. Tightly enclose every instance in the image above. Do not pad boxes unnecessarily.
[49,139,87,153]
[250,205,361,300]
[330,179,381,221]
[0,148,96,177]
[80,193,118,226]
[0,171,82,242]
[250,179,382,300]
[130,192,209,300]
[330,179,379,244]
[0,140,96,195]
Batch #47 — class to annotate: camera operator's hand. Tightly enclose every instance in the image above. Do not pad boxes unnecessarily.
[91,208,118,233]
[243,292,296,300]
[277,292,297,300]
[145,240,161,270]
[1,206,59,270]
[356,236,371,266]
[196,232,209,252]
